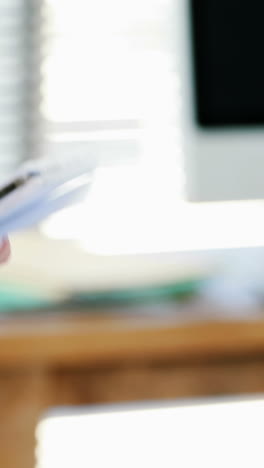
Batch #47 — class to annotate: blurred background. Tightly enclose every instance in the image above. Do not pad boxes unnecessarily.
[2,0,264,308]
[1,0,264,467]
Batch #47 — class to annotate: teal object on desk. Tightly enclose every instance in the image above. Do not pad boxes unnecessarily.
[69,278,206,306]
[0,284,52,313]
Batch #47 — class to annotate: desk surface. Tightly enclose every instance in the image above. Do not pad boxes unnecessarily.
[0,302,264,468]
[0,300,264,367]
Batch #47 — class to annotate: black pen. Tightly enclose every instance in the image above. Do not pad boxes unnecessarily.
[0,171,39,200]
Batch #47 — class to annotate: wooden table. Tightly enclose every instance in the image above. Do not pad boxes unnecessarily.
[2,303,264,468]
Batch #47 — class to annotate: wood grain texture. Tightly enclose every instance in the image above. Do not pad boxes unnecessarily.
[0,310,264,366]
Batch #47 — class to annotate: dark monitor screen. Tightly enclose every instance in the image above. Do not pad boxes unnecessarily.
[190,0,264,127]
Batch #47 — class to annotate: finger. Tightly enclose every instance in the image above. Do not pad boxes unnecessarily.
[0,238,11,263]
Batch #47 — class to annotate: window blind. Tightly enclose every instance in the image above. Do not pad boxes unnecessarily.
[0,0,41,175]
[0,0,179,174]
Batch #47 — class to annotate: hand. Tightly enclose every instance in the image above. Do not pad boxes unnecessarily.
[0,238,10,263]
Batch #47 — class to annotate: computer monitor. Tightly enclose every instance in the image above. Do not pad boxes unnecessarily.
[177,0,264,201]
